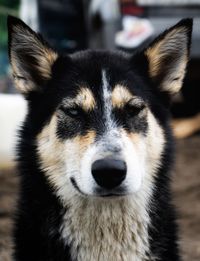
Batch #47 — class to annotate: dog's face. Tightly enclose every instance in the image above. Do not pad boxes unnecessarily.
[8,17,192,200]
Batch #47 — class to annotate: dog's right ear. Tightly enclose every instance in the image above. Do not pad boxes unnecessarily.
[7,16,58,94]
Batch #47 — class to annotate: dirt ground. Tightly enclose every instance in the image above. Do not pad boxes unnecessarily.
[0,136,200,261]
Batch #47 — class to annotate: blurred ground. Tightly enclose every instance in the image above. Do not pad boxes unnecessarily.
[0,135,200,260]
[173,135,200,260]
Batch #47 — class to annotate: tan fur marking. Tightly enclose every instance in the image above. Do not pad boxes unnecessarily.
[72,131,96,153]
[63,87,96,111]
[126,132,140,143]
[75,88,96,111]
[37,115,66,189]
[112,85,133,108]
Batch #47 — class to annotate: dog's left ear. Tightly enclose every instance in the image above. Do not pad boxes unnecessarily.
[135,19,193,95]
[7,16,58,94]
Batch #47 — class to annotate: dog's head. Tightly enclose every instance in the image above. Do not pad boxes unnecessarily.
[8,16,192,200]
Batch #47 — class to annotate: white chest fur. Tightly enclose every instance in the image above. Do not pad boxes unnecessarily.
[60,196,151,261]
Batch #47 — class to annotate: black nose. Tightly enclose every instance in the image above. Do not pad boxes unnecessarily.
[91,159,127,189]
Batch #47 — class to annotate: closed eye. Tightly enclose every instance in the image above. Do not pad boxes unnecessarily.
[125,98,146,117]
[59,105,83,118]
[126,104,144,117]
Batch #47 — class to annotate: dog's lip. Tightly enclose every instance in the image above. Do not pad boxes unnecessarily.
[95,186,129,197]
[70,177,129,198]
[98,193,127,198]
[95,189,130,198]
[70,177,86,196]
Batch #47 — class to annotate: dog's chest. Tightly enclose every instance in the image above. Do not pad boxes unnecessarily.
[60,198,151,261]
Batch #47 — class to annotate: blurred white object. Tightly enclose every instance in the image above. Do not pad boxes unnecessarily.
[20,0,38,31]
[115,16,154,49]
[0,94,27,169]
[90,0,120,21]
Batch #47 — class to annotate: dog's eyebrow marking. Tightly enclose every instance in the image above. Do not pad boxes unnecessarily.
[112,85,134,108]
[62,87,96,111]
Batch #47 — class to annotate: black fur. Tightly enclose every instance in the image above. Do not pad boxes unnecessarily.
[8,16,193,261]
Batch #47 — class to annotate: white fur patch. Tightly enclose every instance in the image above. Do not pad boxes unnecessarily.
[61,196,152,261]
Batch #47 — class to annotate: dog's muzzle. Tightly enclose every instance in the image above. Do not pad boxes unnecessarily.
[91,158,127,190]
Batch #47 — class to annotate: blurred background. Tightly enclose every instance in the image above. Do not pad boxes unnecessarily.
[0,0,200,260]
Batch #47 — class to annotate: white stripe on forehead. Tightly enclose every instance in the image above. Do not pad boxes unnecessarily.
[102,69,115,130]
[101,70,122,152]
[102,70,111,102]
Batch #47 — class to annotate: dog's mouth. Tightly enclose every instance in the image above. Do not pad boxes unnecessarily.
[99,193,128,198]
[70,177,129,198]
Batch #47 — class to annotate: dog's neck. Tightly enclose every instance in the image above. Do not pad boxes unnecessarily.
[60,195,153,261]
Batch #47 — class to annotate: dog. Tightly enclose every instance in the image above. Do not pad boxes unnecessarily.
[8,16,192,261]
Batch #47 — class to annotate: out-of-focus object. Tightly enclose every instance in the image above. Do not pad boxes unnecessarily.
[20,0,38,31]
[115,16,153,48]
[172,114,200,139]
[90,0,120,21]
[138,0,200,5]
[120,0,144,16]
[0,94,26,169]
[38,0,88,53]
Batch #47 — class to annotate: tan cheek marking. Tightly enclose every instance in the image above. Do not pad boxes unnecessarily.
[146,110,165,177]
[127,132,140,144]
[75,88,96,111]
[123,130,140,144]
[72,131,96,155]
[37,115,65,174]
[112,85,133,108]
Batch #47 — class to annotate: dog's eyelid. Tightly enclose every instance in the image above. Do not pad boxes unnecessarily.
[128,97,146,109]
[59,104,81,112]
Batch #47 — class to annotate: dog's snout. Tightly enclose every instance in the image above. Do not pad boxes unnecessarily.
[91,159,126,189]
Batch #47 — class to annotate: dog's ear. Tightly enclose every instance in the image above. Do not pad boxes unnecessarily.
[135,19,193,95]
[7,16,58,94]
